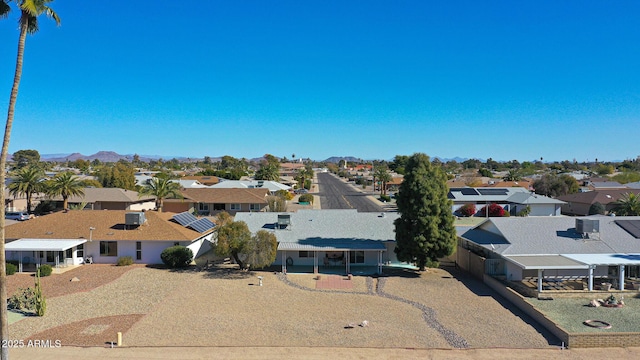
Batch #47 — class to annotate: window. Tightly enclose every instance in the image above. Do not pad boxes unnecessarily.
[299,251,313,258]
[230,203,241,211]
[136,241,142,261]
[213,203,225,210]
[100,241,118,257]
[46,251,55,263]
[77,244,84,258]
[250,203,261,211]
[349,251,365,264]
[65,248,73,259]
[198,203,209,212]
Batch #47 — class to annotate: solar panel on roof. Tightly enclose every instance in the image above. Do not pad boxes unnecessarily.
[188,218,216,233]
[172,212,198,226]
[477,188,508,196]
[615,220,640,239]
[460,188,479,195]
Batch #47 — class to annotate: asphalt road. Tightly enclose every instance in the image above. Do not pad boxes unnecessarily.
[317,172,384,212]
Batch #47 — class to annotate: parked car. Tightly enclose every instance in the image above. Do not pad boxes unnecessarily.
[295,188,309,194]
[5,211,29,221]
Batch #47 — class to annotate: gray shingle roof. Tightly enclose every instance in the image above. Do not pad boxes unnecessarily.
[235,209,399,245]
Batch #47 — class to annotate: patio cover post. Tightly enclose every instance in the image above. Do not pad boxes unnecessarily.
[588,266,594,291]
[377,251,382,274]
[282,250,287,273]
[314,251,318,274]
[619,265,625,290]
[344,250,349,274]
[537,269,543,293]
[18,251,22,273]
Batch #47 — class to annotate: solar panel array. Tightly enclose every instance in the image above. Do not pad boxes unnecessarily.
[188,218,216,233]
[171,212,215,233]
[172,212,198,226]
[615,220,640,239]
[477,188,508,196]
[450,188,479,196]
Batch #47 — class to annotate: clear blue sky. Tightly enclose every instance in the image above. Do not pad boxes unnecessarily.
[1,1,639,162]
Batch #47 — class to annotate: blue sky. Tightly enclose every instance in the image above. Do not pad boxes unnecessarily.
[1,1,639,162]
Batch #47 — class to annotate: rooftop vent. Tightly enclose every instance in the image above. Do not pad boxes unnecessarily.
[125,212,146,226]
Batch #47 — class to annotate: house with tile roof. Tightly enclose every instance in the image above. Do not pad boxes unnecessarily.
[163,188,270,215]
[49,187,156,211]
[235,209,400,275]
[458,216,640,292]
[557,189,640,216]
[4,210,214,270]
[210,180,291,194]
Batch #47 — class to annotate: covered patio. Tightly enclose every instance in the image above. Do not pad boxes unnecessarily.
[5,238,87,272]
[278,239,386,275]
[505,254,640,292]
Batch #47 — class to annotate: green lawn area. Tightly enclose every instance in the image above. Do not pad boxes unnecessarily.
[528,295,640,333]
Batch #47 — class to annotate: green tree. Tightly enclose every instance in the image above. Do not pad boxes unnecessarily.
[11,149,40,168]
[503,169,522,181]
[215,221,252,269]
[1,3,60,350]
[394,153,457,271]
[8,165,45,213]
[244,230,277,269]
[588,202,605,215]
[255,154,280,181]
[138,176,182,212]
[373,166,392,196]
[533,174,579,197]
[46,172,85,210]
[612,193,640,216]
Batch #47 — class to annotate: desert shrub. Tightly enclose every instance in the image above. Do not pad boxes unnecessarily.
[8,287,36,311]
[379,194,391,202]
[517,205,531,217]
[33,200,56,215]
[160,246,194,268]
[458,203,476,217]
[37,264,53,277]
[589,202,605,215]
[6,262,17,275]
[117,256,134,266]
[275,189,294,201]
[298,194,314,204]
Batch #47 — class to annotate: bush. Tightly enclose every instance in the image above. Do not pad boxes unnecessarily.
[117,256,134,266]
[8,287,36,311]
[37,264,53,277]
[298,194,314,204]
[379,194,391,202]
[160,246,194,268]
[478,203,505,217]
[458,203,476,217]
[275,189,294,201]
[6,262,17,275]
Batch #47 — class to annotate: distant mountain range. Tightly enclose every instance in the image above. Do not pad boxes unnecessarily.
[34,151,474,164]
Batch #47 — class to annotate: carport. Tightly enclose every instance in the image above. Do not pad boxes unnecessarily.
[5,238,87,272]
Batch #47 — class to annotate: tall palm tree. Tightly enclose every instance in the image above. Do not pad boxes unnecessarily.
[46,172,84,210]
[139,177,183,212]
[8,165,45,213]
[374,166,392,196]
[613,192,640,216]
[1,2,60,358]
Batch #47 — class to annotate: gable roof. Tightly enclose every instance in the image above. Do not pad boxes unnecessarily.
[235,209,399,244]
[51,187,155,204]
[181,188,269,204]
[4,210,209,242]
[505,192,565,205]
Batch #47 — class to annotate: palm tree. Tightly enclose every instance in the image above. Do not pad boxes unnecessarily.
[1,2,60,357]
[8,165,45,213]
[503,169,522,182]
[613,193,640,216]
[374,166,392,196]
[46,172,85,210]
[139,176,182,212]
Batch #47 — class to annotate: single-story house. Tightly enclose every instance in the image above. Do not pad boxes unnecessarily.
[459,216,640,292]
[235,209,400,275]
[49,187,156,211]
[557,189,640,216]
[210,180,291,194]
[164,188,270,215]
[448,187,564,216]
[4,210,214,271]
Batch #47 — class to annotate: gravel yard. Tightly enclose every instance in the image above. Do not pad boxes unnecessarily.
[8,264,560,349]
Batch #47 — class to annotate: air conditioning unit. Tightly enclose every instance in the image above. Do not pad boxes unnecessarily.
[576,218,599,234]
[125,212,146,226]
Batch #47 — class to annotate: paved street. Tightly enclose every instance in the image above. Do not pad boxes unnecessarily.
[317,172,384,212]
